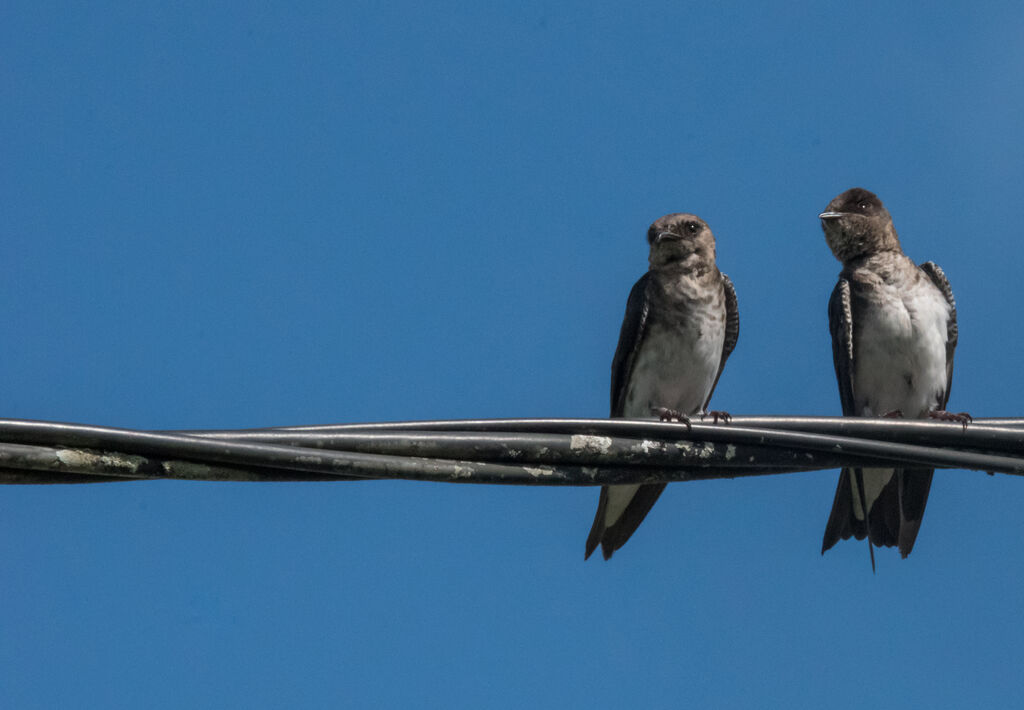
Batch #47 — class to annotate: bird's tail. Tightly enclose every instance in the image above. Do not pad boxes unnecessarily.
[585,483,667,560]
[822,467,933,565]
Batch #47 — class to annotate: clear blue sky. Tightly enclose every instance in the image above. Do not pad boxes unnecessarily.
[2,2,1022,707]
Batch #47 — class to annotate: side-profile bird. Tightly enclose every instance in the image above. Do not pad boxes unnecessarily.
[585,213,739,560]
[819,187,969,565]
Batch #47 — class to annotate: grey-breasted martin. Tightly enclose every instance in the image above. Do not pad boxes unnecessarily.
[819,187,969,565]
[585,213,739,560]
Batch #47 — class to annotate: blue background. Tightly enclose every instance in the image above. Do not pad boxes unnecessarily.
[3,2,1022,707]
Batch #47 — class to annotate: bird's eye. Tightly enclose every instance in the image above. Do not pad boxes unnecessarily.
[857,201,869,210]
[686,221,700,233]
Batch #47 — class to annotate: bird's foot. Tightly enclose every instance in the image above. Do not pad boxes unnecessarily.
[882,409,905,418]
[652,407,692,431]
[703,410,732,424]
[929,409,973,430]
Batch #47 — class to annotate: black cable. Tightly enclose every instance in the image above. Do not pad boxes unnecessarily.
[0,416,1021,485]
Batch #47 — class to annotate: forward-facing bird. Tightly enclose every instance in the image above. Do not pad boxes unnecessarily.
[819,187,969,565]
[585,213,739,560]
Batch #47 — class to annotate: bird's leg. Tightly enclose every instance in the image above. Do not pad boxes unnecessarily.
[651,407,692,431]
[881,409,904,418]
[928,409,973,430]
[702,410,732,424]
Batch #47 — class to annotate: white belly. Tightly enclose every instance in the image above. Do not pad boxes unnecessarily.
[853,281,950,417]
[622,319,724,418]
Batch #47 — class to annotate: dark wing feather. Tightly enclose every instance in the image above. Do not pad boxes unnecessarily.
[610,272,651,417]
[919,261,957,408]
[896,466,933,557]
[821,469,856,552]
[584,488,610,559]
[585,483,667,560]
[703,271,739,411]
[586,272,658,560]
[828,278,856,416]
[822,278,861,554]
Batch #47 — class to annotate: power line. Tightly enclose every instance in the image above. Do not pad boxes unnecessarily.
[1,416,1021,485]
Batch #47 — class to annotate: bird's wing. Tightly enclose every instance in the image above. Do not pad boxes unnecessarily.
[587,272,657,561]
[828,278,856,416]
[822,277,867,556]
[703,271,739,411]
[610,272,651,417]
[919,261,957,409]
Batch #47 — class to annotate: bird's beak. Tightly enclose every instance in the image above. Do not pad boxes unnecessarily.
[655,231,681,243]
[818,211,845,220]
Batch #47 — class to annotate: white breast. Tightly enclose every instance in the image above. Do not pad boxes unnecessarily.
[853,270,950,417]
[622,308,725,418]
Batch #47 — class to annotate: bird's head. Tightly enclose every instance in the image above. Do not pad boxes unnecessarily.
[646,213,716,269]
[819,187,901,263]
